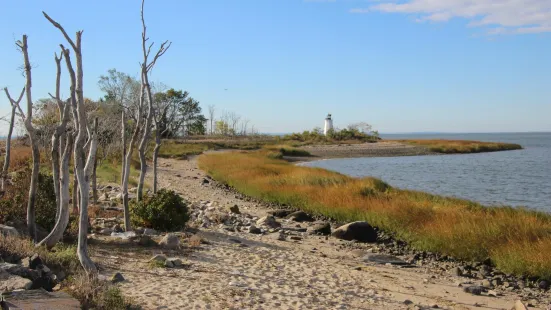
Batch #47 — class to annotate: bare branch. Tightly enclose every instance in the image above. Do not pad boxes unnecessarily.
[4,87,26,119]
[43,12,78,51]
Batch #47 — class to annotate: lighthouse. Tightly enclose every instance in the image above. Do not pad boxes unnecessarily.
[324,113,333,136]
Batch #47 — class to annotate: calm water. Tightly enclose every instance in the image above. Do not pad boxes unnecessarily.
[303,132,551,211]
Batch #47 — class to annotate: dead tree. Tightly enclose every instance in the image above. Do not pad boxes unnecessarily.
[2,87,24,191]
[208,105,215,135]
[44,12,98,273]
[37,51,73,249]
[8,36,41,241]
[136,0,171,201]
[121,85,145,231]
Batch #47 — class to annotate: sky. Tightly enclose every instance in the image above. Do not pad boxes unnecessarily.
[1,0,550,135]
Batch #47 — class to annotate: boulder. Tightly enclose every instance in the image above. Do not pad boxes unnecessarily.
[267,209,293,218]
[0,224,20,237]
[0,269,33,291]
[256,216,281,228]
[112,224,123,233]
[286,211,314,222]
[331,221,377,242]
[158,233,180,249]
[309,222,331,235]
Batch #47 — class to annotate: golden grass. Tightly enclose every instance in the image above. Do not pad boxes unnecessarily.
[199,151,551,279]
[395,139,522,154]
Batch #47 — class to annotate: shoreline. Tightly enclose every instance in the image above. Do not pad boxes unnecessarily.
[98,156,548,309]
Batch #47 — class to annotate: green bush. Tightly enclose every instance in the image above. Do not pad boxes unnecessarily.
[130,189,190,231]
[0,168,57,231]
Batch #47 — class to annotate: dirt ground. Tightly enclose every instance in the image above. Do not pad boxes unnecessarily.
[93,155,542,310]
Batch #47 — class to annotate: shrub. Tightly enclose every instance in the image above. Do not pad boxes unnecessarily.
[0,168,57,231]
[67,273,139,310]
[130,189,190,231]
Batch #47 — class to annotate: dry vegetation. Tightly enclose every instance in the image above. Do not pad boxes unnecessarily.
[396,139,522,154]
[199,150,551,279]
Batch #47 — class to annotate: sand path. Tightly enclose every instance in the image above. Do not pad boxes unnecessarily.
[94,155,529,310]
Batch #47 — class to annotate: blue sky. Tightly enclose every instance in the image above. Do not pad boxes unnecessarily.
[1,0,550,135]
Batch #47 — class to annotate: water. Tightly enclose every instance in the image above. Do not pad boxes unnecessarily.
[303,132,551,211]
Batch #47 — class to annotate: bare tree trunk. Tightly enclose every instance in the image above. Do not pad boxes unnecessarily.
[92,157,97,205]
[136,0,171,202]
[37,134,73,249]
[2,88,24,192]
[12,35,40,242]
[121,109,126,185]
[44,12,97,273]
[121,89,144,231]
[72,173,78,214]
[153,130,160,194]
[1,105,16,191]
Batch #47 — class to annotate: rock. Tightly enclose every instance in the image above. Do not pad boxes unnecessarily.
[110,231,136,239]
[100,228,113,235]
[487,290,497,297]
[229,205,240,214]
[404,299,414,305]
[331,221,377,242]
[28,254,42,270]
[0,263,39,281]
[538,280,550,290]
[248,225,262,234]
[512,300,528,310]
[0,224,20,237]
[113,224,123,233]
[256,216,281,228]
[131,235,157,247]
[286,211,314,222]
[481,279,493,288]
[202,178,210,185]
[111,272,125,283]
[143,228,158,236]
[463,285,484,295]
[267,209,293,218]
[0,269,33,291]
[362,254,408,266]
[149,255,167,263]
[164,260,174,268]
[159,233,180,249]
[166,258,182,267]
[309,222,331,235]
[450,267,462,277]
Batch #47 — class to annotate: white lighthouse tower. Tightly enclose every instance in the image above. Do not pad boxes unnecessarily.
[324,113,333,136]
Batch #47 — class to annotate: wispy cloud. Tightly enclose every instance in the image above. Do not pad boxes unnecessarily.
[351,0,551,34]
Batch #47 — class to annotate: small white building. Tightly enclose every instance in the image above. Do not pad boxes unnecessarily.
[324,113,333,136]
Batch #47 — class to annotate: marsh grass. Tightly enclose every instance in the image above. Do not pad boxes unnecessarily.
[396,139,522,154]
[199,151,551,279]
